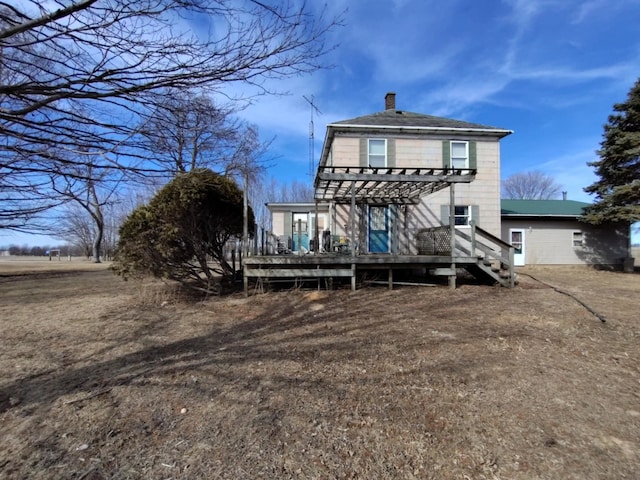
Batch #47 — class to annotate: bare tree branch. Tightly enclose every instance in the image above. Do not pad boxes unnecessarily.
[1,0,342,229]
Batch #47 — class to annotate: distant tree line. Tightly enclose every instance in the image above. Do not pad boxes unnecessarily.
[0,244,88,257]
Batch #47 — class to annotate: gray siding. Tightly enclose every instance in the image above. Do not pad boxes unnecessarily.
[501,218,629,266]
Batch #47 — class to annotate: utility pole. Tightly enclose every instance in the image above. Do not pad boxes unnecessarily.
[303,95,322,177]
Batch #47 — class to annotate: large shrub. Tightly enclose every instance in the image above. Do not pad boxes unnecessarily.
[113,169,253,293]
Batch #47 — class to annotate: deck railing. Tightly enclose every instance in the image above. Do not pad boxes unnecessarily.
[416,223,515,287]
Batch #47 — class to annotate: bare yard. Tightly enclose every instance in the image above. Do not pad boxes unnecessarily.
[0,260,639,479]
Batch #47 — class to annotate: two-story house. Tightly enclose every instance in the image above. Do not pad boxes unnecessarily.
[245,93,515,292]
[314,92,512,254]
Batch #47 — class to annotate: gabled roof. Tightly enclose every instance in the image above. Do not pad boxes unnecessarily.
[501,199,591,217]
[330,109,512,137]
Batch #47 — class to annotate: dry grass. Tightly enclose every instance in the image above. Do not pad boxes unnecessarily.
[1,260,639,479]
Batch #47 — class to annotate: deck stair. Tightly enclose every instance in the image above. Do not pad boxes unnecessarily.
[454,223,515,287]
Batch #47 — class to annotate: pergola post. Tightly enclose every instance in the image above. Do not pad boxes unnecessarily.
[329,202,335,252]
[314,199,319,254]
[449,182,456,290]
[350,180,356,258]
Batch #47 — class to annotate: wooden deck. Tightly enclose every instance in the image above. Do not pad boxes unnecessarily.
[243,224,516,294]
[243,253,501,293]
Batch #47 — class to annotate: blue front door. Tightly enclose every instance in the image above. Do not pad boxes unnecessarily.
[368,206,389,253]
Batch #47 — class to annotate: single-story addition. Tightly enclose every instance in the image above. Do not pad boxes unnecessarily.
[265,202,332,254]
[501,199,632,268]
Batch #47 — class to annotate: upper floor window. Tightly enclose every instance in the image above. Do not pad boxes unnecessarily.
[450,141,469,169]
[368,139,386,168]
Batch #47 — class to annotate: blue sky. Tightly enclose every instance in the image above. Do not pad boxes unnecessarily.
[2,0,639,247]
[235,0,640,199]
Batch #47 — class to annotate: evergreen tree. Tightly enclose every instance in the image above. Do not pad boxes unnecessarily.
[113,169,254,294]
[583,78,640,224]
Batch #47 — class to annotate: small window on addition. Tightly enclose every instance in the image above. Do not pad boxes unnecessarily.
[572,231,584,247]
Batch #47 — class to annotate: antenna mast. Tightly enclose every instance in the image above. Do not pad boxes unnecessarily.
[303,95,322,177]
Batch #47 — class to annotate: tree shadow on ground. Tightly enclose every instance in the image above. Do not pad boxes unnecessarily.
[0,286,534,414]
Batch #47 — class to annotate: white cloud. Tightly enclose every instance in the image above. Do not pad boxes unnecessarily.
[573,0,608,24]
[572,0,640,24]
[510,62,637,84]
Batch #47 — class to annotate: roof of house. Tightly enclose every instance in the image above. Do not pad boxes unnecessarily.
[501,199,591,217]
[331,109,511,134]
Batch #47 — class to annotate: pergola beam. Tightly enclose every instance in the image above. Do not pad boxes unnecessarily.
[317,172,475,183]
[313,166,476,205]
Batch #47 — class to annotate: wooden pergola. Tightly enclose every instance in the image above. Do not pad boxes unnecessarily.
[312,165,476,288]
[314,166,476,204]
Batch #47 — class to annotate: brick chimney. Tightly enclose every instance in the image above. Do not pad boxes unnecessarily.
[385,92,396,110]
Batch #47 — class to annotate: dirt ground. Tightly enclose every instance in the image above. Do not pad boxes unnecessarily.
[0,259,639,479]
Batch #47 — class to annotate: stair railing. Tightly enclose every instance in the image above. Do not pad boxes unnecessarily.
[455,221,515,287]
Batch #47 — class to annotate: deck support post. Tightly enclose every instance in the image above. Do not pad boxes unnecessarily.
[388,268,393,291]
[351,263,356,291]
[449,182,456,290]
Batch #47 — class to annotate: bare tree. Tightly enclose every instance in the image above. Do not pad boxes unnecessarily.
[55,205,94,259]
[138,91,269,180]
[138,92,240,176]
[502,171,563,200]
[0,0,341,230]
[55,195,126,260]
[283,180,316,203]
[48,147,127,262]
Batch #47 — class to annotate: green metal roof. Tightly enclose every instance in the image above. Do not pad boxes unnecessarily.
[501,199,591,217]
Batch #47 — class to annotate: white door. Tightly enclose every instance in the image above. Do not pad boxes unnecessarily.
[510,229,525,266]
